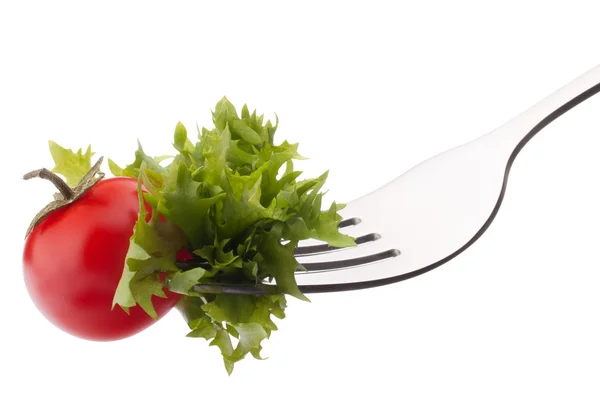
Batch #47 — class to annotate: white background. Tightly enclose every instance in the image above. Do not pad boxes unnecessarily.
[2,1,600,405]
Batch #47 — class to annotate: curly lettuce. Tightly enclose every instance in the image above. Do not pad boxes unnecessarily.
[109,97,355,374]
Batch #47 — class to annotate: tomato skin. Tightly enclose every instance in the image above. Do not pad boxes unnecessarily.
[22,177,182,341]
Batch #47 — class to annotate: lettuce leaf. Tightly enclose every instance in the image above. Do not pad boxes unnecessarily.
[109,97,355,374]
[48,141,95,186]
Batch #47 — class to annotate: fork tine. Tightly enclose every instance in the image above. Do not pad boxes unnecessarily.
[296,248,400,273]
[293,216,364,255]
[191,247,401,295]
[338,217,361,228]
[178,247,400,274]
[294,233,381,256]
[176,215,370,272]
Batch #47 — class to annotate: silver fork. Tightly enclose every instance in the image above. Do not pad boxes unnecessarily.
[187,65,600,296]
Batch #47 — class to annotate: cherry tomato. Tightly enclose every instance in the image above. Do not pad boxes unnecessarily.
[22,177,182,341]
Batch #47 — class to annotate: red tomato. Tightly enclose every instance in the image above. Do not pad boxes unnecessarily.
[22,177,182,341]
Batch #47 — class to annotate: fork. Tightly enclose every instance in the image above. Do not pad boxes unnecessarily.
[183,65,600,296]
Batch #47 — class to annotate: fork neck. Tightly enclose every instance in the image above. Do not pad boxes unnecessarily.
[483,65,600,156]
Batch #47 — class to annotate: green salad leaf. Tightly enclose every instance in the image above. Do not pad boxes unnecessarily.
[55,97,356,374]
[48,141,95,186]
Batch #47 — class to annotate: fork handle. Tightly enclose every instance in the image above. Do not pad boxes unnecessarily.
[485,65,600,155]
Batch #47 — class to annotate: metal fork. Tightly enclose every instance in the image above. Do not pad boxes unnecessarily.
[185,65,600,296]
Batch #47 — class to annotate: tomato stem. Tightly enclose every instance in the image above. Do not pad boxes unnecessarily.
[23,157,105,239]
[23,168,74,199]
